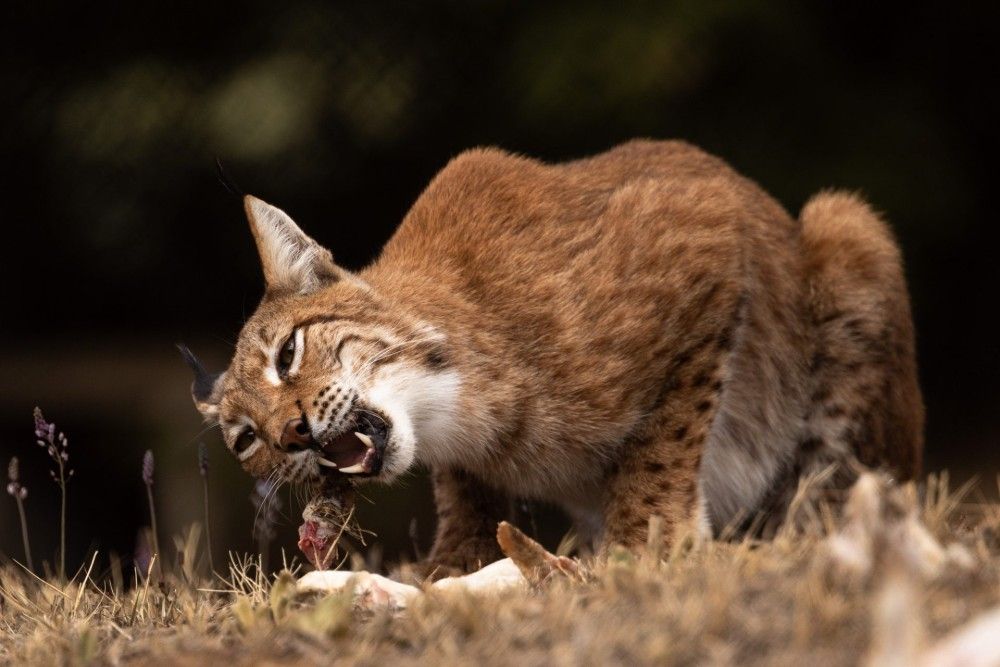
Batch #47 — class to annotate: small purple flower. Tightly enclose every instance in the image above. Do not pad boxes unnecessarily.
[8,452,34,571]
[142,450,155,487]
[33,410,46,439]
[34,407,72,474]
[34,408,58,445]
[7,457,28,501]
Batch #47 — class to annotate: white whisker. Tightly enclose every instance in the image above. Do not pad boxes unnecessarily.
[253,467,283,535]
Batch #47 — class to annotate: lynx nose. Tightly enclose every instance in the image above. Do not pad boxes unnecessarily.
[280,418,313,452]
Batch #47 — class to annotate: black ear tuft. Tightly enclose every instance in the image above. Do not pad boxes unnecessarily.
[177,343,223,403]
[215,158,244,198]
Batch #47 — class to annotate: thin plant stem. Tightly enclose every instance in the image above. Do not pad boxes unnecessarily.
[32,408,73,582]
[15,494,34,572]
[202,475,215,573]
[146,484,161,577]
[258,535,270,575]
[58,459,66,582]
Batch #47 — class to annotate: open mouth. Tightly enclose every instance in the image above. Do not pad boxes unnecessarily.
[314,410,389,477]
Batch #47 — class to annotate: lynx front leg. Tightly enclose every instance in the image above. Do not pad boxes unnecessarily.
[603,339,730,552]
[415,468,507,579]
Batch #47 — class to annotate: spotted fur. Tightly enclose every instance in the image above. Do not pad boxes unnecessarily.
[189,140,923,573]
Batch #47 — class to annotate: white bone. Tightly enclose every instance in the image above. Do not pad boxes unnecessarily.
[296,558,527,611]
[431,558,526,593]
[297,571,419,609]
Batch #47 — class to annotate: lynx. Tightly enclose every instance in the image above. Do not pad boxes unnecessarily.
[183,140,923,575]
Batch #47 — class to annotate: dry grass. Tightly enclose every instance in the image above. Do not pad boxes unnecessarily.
[3,472,1000,666]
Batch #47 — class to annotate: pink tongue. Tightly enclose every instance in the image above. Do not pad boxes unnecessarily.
[323,432,368,468]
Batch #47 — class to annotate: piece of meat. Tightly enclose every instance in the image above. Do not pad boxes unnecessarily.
[297,477,357,570]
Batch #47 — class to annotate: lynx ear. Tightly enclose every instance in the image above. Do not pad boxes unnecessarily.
[244,195,341,293]
[178,345,226,422]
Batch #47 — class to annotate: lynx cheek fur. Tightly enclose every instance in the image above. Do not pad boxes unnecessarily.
[185,140,923,574]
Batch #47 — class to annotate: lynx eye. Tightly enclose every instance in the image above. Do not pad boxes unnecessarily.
[234,428,256,454]
[277,331,297,378]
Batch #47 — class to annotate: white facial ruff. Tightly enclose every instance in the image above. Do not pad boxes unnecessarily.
[366,364,464,476]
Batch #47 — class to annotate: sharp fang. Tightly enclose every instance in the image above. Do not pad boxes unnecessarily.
[354,432,375,449]
[339,463,366,474]
[316,458,339,468]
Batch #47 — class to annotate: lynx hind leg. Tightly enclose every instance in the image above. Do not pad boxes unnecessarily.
[603,332,733,552]
[799,191,924,481]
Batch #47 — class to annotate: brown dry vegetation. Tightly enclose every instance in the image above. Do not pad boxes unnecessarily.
[3,471,1000,666]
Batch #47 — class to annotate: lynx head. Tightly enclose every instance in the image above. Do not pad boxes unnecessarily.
[182,196,459,487]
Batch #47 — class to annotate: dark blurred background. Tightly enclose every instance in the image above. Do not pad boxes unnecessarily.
[1,1,998,574]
